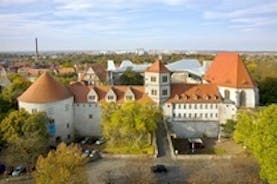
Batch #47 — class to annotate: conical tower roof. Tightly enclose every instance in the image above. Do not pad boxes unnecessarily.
[204,52,255,88]
[18,72,72,103]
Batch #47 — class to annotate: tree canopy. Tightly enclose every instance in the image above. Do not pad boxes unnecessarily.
[0,109,49,168]
[233,105,277,184]
[35,143,88,184]
[117,68,144,85]
[101,102,162,153]
[1,73,31,106]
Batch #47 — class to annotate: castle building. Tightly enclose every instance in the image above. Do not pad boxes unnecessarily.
[18,52,258,141]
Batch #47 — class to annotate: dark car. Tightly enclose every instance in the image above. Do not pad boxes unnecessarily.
[4,167,13,176]
[151,164,168,173]
[0,164,6,174]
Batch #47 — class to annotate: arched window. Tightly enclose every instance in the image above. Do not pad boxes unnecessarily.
[224,90,230,100]
[240,91,246,107]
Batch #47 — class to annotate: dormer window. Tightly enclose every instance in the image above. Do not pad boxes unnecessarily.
[107,96,114,100]
[205,95,210,100]
[126,96,133,101]
[89,95,95,100]
[175,95,179,100]
[87,88,98,102]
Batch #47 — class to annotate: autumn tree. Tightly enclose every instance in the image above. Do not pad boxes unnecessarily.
[35,143,88,184]
[1,73,31,106]
[233,105,277,184]
[0,109,49,169]
[101,102,162,153]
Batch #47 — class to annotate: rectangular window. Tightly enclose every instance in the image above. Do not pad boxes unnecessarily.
[188,104,191,109]
[151,90,157,96]
[173,104,175,109]
[200,113,203,118]
[210,113,213,118]
[126,96,133,100]
[189,113,192,118]
[178,104,181,109]
[89,95,95,100]
[107,96,114,100]
[150,76,156,82]
[205,113,208,118]
[210,104,213,109]
[89,114,93,119]
[162,76,168,83]
[200,104,202,109]
[205,104,208,109]
[194,104,197,109]
[162,89,168,96]
[184,114,186,118]
[178,113,181,118]
[67,134,71,139]
[66,123,70,128]
[184,104,186,109]
[173,113,176,118]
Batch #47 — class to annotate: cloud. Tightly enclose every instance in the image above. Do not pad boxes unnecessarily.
[0,0,37,7]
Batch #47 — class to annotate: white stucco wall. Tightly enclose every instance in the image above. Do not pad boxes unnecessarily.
[144,72,170,104]
[73,103,102,136]
[18,97,74,141]
[165,103,220,122]
[218,86,257,108]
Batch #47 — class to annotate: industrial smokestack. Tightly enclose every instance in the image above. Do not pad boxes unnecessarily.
[35,38,39,61]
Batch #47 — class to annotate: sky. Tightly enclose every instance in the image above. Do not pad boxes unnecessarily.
[0,0,277,51]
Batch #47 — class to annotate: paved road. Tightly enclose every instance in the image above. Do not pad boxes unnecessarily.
[155,121,171,162]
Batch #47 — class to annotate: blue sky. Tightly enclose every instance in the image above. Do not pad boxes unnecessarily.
[0,0,276,51]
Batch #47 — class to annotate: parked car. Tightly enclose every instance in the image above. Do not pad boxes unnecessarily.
[81,137,90,145]
[4,167,13,176]
[82,149,91,158]
[88,150,101,162]
[151,164,168,173]
[12,166,26,176]
[95,137,105,145]
[0,164,6,174]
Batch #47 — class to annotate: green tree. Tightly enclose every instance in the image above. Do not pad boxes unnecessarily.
[233,105,277,184]
[35,143,88,184]
[101,102,162,153]
[117,68,144,85]
[2,73,31,106]
[0,110,49,169]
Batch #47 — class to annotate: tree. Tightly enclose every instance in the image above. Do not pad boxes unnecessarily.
[0,109,49,169]
[117,68,144,85]
[35,143,88,184]
[1,73,31,106]
[233,105,277,184]
[101,102,162,153]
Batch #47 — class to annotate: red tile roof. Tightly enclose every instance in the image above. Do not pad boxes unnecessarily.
[69,83,154,104]
[204,52,255,88]
[18,72,72,103]
[167,83,222,103]
[146,60,170,73]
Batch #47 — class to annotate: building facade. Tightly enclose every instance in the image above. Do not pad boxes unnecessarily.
[18,52,258,141]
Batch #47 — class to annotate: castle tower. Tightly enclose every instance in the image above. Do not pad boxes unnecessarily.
[18,72,74,143]
[144,60,171,105]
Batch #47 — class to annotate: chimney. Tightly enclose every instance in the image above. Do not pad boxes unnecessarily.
[35,38,39,61]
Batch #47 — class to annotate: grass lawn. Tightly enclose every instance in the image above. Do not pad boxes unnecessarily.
[104,144,154,155]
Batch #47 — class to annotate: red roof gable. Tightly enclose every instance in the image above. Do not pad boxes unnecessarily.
[146,60,170,73]
[204,52,255,88]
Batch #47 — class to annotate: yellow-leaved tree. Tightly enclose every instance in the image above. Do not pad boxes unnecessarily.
[35,143,88,184]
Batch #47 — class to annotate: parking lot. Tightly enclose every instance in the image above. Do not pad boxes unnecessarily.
[87,155,261,184]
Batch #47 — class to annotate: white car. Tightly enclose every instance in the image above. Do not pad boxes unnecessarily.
[95,137,105,145]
